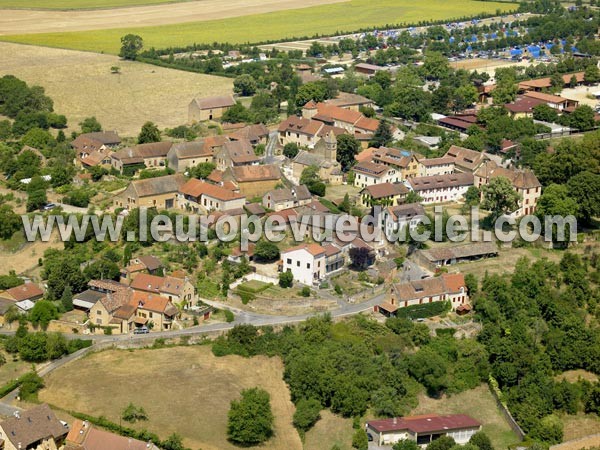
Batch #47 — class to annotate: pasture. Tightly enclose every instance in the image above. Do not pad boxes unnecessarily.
[38,346,303,450]
[0,42,233,136]
[0,0,515,54]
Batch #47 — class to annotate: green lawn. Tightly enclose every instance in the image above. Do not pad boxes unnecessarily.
[0,0,189,9]
[0,0,514,54]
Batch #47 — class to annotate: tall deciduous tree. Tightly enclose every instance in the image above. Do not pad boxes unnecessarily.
[370,120,393,148]
[336,134,361,171]
[137,121,161,144]
[481,176,521,220]
[119,34,143,60]
[227,388,274,446]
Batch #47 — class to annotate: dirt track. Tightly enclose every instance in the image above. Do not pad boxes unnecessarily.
[0,0,345,35]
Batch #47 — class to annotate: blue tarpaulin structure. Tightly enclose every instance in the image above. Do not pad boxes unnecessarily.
[527,45,541,57]
[449,36,455,43]
[510,48,523,56]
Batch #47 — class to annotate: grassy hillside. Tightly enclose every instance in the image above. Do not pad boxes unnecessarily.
[0,0,515,54]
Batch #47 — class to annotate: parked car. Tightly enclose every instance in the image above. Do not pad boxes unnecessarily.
[367,433,374,442]
[133,327,149,334]
[41,203,56,211]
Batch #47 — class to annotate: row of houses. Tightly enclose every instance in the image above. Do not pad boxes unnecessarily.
[354,145,541,217]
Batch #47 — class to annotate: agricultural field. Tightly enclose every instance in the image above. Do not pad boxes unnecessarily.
[0,0,188,8]
[0,0,515,54]
[0,42,233,136]
[411,384,521,450]
[0,0,344,35]
[38,346,303,450]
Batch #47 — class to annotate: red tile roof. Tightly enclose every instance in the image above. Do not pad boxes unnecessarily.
[2,283,43,301]
[367,414,480,434]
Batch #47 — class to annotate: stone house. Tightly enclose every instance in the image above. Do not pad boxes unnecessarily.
[113,174,186,210]
[352,161,402,188]
[408,173,474,205]
[263,185,312,211]
[188,95,236,122]
[222,164,281,198]
[0,404,68,450]
[178,178,246,213]
[214,139,260,170]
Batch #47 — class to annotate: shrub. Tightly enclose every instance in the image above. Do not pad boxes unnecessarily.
[227,388,274,446]
[224,310,235,323]
[19,372,44,401]
[293,398,322,432]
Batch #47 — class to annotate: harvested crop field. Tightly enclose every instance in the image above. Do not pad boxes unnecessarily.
[0,0,515,54]
[0,0,187,9]
[39,346,302,450]
[0,42,233,136]
[0,0,344,35]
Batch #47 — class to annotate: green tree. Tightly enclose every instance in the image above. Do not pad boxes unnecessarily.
[370,120,393,148]
[26,188,47,212]
[405,191,423,204]
[393,440,420,450]
[45,332,67,360]
[470,431,494,450]
[279,270,293,288]
[336,134,361,171]
[233,74,257,96]
[481,176,521,220]
[137,121,161,144]
[283,143,300,159]
[189,161,216,180]
[79,116,102,133]
[352,429,368,450]
[427,436,456,450]
[567,171,600,222]
[227,387,274,446]
[584,64,600,84]
[222,102,252,123]
[18,332,48,362]
[0,205,22,240]
[60,285,74,312]
[162,433,186,450]
[119,34,143,60]
[532,415,563,444]
[293,398,322,432]
[569,105,595,131]
[533,104,559,123]
[122,402,149,423]
[254,240,280,262]
[29,301,59,330]
[19,372,44,401]
[21,128,53,148]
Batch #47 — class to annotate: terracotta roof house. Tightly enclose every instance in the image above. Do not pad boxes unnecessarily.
[278,115,346,149]
[504,95,546,117]
[131,291,178,331]
[325,92,374,111]
[281,243,329,285]
[0,404,68,450]
[474,160,541,216]
[407,172,474,204]
[355,62,387,76]
[307,102,379,135]
[215,139,260,170]
[0,282,44,303]
[87,279,128,294]
[179,178,246,212]
[366,414,481,447]
[189,95,236,122]
[72,131,120,155]
[223,164,281,197]
[352,161,402,188]
[113,174,186,210]
[523,91,577,110]
[119,255,164,283]
[444,145,488,173]
[378,273,469,316]
[66,419,160,450]
[360,182,409,207]
[130,273,196,307]
[228,124,270,146]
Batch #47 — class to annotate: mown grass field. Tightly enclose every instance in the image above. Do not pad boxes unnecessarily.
[39,346,302,450]
[0,42,233,136]
[0,0,515,54]
[0,0,185,8]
